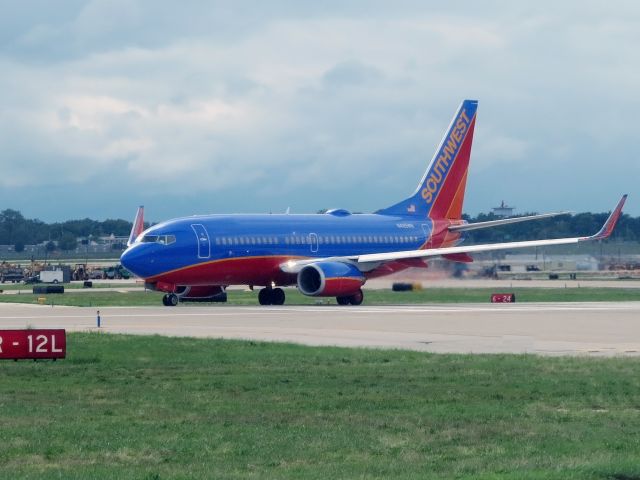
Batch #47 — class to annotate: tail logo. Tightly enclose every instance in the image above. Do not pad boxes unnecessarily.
[420,109,471,205]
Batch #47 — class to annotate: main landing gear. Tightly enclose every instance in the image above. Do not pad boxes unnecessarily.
[258,287,286,305]
[336,289,364,306]
[162,293,179,306]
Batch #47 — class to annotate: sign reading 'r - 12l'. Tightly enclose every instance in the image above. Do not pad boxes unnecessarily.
[0,329,66,360]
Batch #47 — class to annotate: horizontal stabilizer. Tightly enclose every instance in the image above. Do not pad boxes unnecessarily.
[449,211,570,232]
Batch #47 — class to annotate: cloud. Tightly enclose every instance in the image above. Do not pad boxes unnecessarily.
[0,1,639,221]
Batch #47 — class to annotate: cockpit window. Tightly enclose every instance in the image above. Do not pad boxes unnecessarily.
[141,234,176,245]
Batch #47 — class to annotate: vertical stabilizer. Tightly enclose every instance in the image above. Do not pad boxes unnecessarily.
[377,99,478,219]
[127,206,145,247]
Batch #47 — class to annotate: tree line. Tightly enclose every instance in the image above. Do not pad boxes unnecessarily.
[0,208,638,253]
[0,209,133,252]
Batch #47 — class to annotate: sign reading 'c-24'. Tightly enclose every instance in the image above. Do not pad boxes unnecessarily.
[420,108,472,205]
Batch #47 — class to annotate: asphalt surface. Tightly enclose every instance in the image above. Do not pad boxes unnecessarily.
[1,302,640,356]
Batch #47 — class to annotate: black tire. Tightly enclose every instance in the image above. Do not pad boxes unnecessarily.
[272,288,285,305]
[168,293,179,306]
[258,288,273,305]
[336,296,350,305]
[53,279,59,284]
[349,289,364,306]
[162,294,169,306]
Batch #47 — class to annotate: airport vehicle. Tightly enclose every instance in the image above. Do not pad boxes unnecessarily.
[103,264,131,280]
[23,275,41,284]
[39,270,63,284]
[1,272,24,283]
[120,100,627,306]
[0,262,24,283]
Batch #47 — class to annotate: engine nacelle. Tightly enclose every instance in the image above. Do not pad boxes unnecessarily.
[297,262,365,297]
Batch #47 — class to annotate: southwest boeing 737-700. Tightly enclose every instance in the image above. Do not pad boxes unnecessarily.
[120,100,627,306]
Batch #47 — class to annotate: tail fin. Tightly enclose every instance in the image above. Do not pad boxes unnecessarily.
[127,206,145,247]
[376,99,478,219]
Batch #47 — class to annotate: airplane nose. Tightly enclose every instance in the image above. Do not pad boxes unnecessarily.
[120,245,145,278]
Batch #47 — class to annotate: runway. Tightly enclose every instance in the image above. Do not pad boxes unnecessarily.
[2,302,640,356]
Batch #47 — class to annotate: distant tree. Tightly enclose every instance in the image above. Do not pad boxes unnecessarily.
[46,241,56,252]
[101,219,135,237]
[58,233,78,251]
[14,242,25,253]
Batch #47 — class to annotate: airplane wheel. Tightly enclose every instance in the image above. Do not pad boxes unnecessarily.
[336,296,350,305]
[349,289,364,306]
[167,293,179,306]
[272,288,285,305]
[258,288,273,305]
[162,294,169,306]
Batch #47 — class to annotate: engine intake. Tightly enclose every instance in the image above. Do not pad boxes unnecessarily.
[297,262,365,297]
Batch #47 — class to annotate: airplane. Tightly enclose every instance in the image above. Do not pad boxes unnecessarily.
[120,99,628,307]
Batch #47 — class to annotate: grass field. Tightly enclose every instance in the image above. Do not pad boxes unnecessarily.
[1,333,640,479]
[1,286,640,307]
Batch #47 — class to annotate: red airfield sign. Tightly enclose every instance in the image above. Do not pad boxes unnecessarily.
[0,329,66,360]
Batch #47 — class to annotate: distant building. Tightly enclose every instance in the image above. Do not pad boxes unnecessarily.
[492,200,515,217]
[503,254,599,272]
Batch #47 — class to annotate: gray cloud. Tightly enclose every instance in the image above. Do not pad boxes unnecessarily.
[0,1,638,221]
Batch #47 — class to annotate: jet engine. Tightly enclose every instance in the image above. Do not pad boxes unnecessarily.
[297,262,365,297]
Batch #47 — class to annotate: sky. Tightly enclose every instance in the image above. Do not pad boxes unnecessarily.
[0,1,638,223]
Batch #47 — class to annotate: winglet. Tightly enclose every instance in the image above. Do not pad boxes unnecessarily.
[584,195,627,241]
[127,206,145,247]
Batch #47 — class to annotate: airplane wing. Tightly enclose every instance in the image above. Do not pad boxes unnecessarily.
[280,195,627,274]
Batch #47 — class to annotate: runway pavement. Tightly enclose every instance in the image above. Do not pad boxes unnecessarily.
[2,301,640,356]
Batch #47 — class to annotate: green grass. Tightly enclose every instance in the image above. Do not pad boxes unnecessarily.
[1,287,640,307]
[1,333,640,479]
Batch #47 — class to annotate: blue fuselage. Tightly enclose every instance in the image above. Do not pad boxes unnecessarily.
[121,212,462,287]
